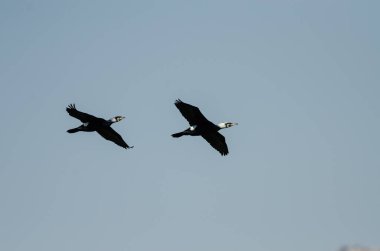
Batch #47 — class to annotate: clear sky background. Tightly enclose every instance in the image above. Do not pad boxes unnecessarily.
[0,1,379,251]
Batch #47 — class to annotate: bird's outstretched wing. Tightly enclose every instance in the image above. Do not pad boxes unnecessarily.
[66,104,98,123]
[174,99,209,125]
[202,132,229,156]
[96,126,133,149]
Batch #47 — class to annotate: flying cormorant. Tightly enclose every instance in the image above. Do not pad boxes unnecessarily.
[66,104,133,149]
[172,99,237,156]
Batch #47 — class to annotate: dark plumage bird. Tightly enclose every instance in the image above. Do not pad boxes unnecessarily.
[66,104,133,149]
[172,99,237,156]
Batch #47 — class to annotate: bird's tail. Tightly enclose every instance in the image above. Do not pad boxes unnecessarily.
[67,128,80,133]
[171,132,184,138]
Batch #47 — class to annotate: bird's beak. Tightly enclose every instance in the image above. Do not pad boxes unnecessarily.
[233,122,238,126]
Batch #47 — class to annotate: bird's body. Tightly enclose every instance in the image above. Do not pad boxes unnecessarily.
[172,99,237,156]
[66,104,133,149]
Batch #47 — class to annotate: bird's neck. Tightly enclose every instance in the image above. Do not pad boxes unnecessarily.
[107,117,118,124]
[217,123,228,129]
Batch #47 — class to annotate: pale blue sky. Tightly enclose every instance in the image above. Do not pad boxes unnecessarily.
[0,1,379,251]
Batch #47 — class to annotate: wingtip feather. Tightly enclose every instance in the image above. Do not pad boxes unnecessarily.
[66,103,76,111]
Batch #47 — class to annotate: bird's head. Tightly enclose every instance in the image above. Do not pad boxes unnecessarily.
[218,122,238,129]
[110,116,125,123]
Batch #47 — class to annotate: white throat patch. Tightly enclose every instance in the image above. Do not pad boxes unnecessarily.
[217,123,227,129]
